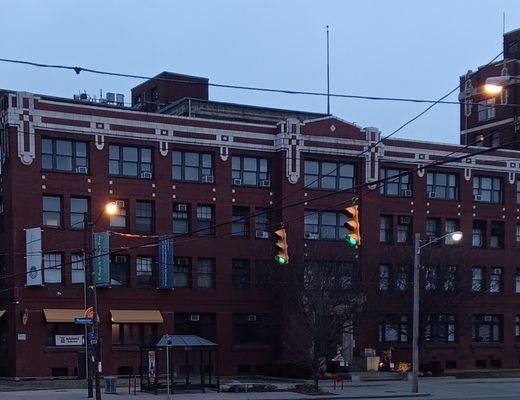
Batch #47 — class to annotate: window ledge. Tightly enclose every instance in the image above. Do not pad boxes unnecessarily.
[111,345,141,352]
[471,343,504,348]
[44,346,84,352]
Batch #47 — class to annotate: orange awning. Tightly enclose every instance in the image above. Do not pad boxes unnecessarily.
[110,309,163,324]
[43,309,99,323]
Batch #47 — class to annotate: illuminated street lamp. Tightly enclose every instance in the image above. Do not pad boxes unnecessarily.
[483,75,519,95]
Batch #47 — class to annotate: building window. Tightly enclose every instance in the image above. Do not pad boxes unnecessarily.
[135,201,154,233]
[109,200,127,230]
[136,257,153,286]
[110,255,130,286]
[478,98,495,122]
[109,145,153,179]
[304,211,347,241]
[232,156,270,187]
[43,253,62,284]
[232,207,249,237]
[489,267,503,293]
[174,313,216,342]
[111,324,157,345]
[516,268,520,294]
[41,138,88,174]
[516,181,520,204]
[197,258,215,289]
[426,315,457,342]
[304,160,355,191]
[473,176,503,204]
[516,316,520,342]
[254,208,270,234]
[472,220,486,248]
[380,216,392,244]
[516,225,520,249]
[46,323,84,346]
[173,257,191,288]
[233,313,273,345]
[196,205,214,236]
[379,264,391,291]
[427,172,458,200]
[443,266,457,291]
[71,254,85,284]
[43,196,62,228]
[396,216,412,244]
[396,265,408,291]
[490,221,505,249]
[70,197,88,229]
[379,315,408,343]
[379,168,412,196]
[232,259,250,288]
[472,267,485,292]
[424,266,437,291]
[491,132,500,147]
[426,218,440,241]
[472,314,502,342]
[444,219,460,245]
[172,151,213,183]
[173,203,189,234]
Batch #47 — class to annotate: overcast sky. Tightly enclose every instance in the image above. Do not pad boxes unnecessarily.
[1,1,519,143]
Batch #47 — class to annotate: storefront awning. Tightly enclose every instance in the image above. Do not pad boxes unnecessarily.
[0,310,5,318]
[110,309,163,324]
[43,309,99,323]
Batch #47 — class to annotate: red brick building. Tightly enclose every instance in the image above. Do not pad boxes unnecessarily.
[0,55,520,377]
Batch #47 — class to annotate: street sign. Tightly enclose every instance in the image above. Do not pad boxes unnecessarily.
[74,317,94,325]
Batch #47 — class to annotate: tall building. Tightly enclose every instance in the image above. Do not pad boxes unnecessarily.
[0,66,519,378]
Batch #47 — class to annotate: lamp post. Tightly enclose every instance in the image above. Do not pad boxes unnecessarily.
[411,230,462,393]
[483,75,520,95]
[84,202,118,400]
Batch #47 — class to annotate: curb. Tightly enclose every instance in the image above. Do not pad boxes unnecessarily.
[309,394,430,399]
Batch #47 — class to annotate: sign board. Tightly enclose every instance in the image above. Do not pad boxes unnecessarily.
[93,232,110,286]
[75,317,94,325]
[26,227,42,286]
[17,333,27,341]
[56,335,84,346]
[157,236,174,289]
[148,351,156,379]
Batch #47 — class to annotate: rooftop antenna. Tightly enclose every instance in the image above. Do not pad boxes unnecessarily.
[326,25,331,115]
[502,12,506,35]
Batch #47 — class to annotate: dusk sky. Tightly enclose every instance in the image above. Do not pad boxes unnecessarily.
[1,1,519,143]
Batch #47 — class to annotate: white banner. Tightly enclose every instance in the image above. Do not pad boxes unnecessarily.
[55,335,84,346]
[26,227,42,286]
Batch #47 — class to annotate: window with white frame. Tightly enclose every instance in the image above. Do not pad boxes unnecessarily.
[44,253,62,284]
[478,98,495,122]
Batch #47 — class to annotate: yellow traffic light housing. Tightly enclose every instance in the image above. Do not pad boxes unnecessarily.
[273,228,289,265]
[344,205,361,247]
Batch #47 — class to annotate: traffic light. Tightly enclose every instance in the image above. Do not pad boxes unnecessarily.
[344,205,361,247]
[273,228,289,265]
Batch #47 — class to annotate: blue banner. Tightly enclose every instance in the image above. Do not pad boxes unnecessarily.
[93,232,110,286]
[158,236,174,289]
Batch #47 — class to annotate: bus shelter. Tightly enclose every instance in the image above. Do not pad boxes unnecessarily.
[140,335,219,394]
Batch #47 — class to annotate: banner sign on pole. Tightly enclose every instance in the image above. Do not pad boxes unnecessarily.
[26,227,42,286]
[157,236,174,289]
[93,232,110,286]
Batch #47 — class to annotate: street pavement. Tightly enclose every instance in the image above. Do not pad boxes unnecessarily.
[2,377,520,399]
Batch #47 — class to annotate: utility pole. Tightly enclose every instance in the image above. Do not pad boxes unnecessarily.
[412,233,420,393]
[326,25,330,115]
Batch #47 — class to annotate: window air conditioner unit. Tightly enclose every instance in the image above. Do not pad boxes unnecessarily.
[232,178,242,186]
[259,179,271,188]
[115,200,125,208]
[114,256,127,263]
[176,204,187,212]
[255,230,269,239]
[75,166,88,174]
[201,175,214,183]
[402,189,412,197]
[493,268,502,275]
[177,258,189,266]
[428,192,436,199]
[473,194,482,202]
[484,315,492,322]
[399,216,411,224]
[304,233,319,240]
[140,171,152,179]
[189,314,200,322]
[247,315,257,322]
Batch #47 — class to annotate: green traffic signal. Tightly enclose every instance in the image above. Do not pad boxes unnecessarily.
[346,235,358,247]
[274,255,287,265]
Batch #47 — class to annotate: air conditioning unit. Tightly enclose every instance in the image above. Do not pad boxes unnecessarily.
[176,204,187,212]
[493,268,502,275]
[140,171,152,179]
[247,315,257,322]
[75,166,88,174]
[114,255,127,263]
[473,194,482,202]
[399,216,411,224]
[189,314,200,322]
[255,230,269,239]
[176,258,189,266]
[428,192,436,199]
[484,315,492,322]
[402,189,412,197]
[115,200,125,208]
[201,175,214,183]
[304,233,319,240]
[232,178,242,186]
[259,179,271,188]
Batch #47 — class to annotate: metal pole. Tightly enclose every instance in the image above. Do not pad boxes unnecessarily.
[84,213,93,398]
[412,232,421,393]
[166,345,170,400]
[326,25,330,115]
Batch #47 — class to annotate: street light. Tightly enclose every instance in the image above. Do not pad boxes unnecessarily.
[411,230,462,393]
[483,75,520,95]
[84,202,118,399]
